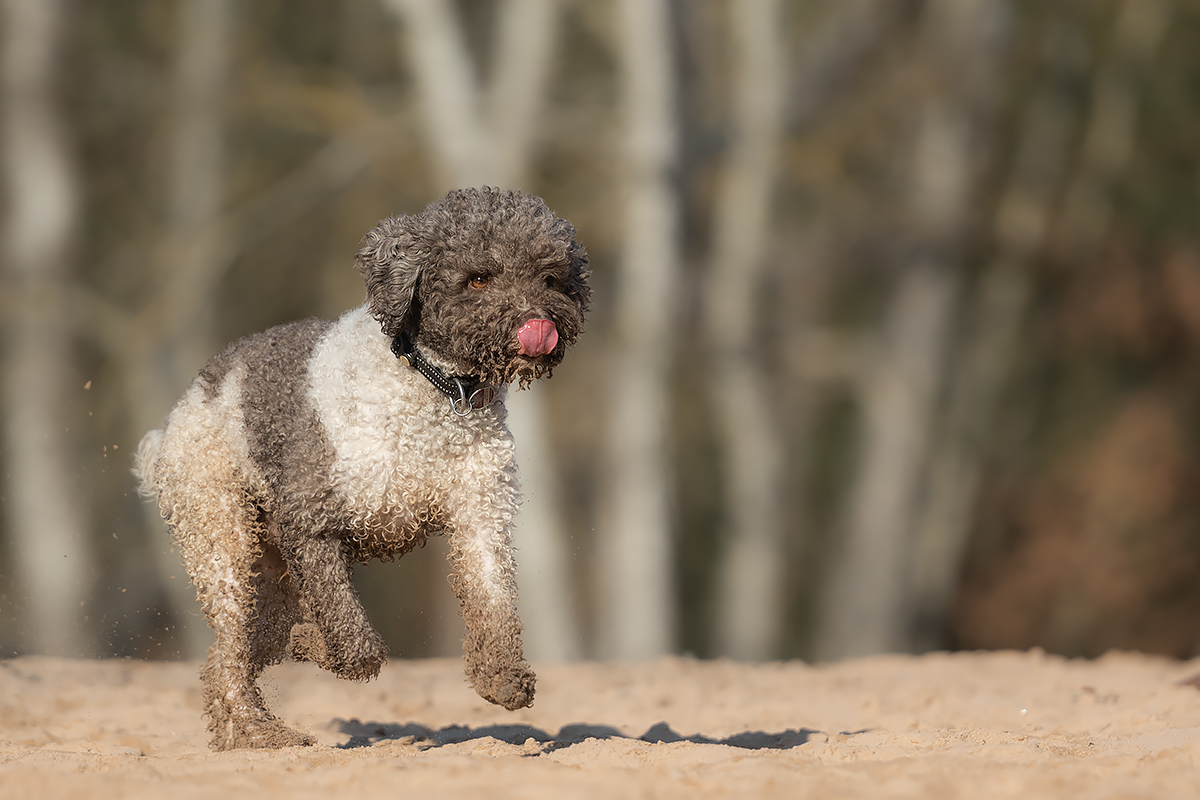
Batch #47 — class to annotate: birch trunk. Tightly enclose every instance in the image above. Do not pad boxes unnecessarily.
[709,0,902,659]
[817,263,958,659]
[1057,0,1173,254]
[1,0,90,656]
[595,0,681,659]
[815,0,1002,660]
[707,0,786,661]
[908,21,1078,650]
[910,1,1174,652]
[165,0,230,364]
[383,0,582,660]
[131,0,233,659]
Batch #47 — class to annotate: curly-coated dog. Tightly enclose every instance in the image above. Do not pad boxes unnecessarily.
[135,187,590,750]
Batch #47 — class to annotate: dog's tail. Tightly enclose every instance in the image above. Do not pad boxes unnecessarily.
[133,429,164,498]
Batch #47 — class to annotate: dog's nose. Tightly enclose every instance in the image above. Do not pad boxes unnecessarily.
[517,318,559,356]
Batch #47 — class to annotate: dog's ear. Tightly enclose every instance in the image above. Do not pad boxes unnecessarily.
[565,236,592,313]
[355,215,425,338]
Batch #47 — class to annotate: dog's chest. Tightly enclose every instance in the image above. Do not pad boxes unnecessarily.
[305,310,511,533]
[323,389,493,517]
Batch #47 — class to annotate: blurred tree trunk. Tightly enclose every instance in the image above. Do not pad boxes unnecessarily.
[706,0,786,661]
[1,0,91,655]
[1057,0,1173,256]
[124,0,233,659]
[384,0,556,183]
[383,0,583,661]
[707,0,901,661]
[908,18,1080,651]
[815,0,1004,660]
[910,0,1174,654]
[595,0,681,659]
[163,0,230,376]
[787,0,906,131]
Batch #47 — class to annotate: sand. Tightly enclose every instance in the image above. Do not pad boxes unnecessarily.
[1,650,1198,798]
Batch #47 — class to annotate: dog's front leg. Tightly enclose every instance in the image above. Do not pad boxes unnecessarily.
[447,503,536,710]
[285,533,387,681]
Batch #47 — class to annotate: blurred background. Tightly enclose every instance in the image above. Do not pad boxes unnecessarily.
[2,0,1200,665]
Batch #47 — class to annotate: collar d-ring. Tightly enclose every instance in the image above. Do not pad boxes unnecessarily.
[392,333,497,416]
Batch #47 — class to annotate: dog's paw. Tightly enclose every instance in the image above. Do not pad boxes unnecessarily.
[292,621,387,681]
[211,716,316,751]
[476,664,536,710]
[335,645,386,681]
[329,628,388,682]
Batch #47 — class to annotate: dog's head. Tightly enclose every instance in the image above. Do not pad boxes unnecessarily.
[356,187,591,387]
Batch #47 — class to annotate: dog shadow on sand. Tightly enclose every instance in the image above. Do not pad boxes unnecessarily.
[334,719,828,752]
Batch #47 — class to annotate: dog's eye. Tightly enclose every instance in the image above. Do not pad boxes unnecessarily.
[469,275,491,290]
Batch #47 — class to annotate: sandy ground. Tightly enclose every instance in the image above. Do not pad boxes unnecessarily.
[1,651,1198,799]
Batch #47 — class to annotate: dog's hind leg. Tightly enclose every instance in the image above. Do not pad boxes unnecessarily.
[173,495,313,750]
[248,533,303,671]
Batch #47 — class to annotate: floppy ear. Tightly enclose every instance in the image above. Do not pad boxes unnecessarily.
[565,235,592,313]
[355,215,425,339]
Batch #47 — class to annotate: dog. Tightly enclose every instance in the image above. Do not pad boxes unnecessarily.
[135,187,590,749]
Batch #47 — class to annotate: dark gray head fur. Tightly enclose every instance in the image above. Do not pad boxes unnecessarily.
[356,187,591,387]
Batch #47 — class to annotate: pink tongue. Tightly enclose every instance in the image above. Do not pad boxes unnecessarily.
[517,318,559,356]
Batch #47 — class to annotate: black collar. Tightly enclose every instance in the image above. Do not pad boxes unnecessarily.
[390,333,497,415]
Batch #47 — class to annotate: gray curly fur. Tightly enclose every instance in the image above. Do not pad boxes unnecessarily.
[135,188,590,751]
